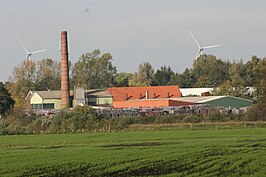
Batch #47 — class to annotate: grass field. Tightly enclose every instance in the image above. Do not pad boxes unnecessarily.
[0,127,266,176]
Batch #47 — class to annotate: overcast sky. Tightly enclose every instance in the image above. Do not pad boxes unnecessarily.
[0,0,265,82]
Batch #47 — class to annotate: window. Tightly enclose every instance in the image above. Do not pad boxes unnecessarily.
[31,104,42,109]
[43,103,54,109]
[31,103,54,110]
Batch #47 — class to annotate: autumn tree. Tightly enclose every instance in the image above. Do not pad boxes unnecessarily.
[7,60,36,108]
[35,58,61,90]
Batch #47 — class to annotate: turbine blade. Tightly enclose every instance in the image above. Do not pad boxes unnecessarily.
[16,37,29,54]
[202,44,220,49]
[30,49,47,54]
[189,30,201,49]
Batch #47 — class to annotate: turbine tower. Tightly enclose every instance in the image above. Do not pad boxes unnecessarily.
[189,31,220,58]
[17,37,47,60]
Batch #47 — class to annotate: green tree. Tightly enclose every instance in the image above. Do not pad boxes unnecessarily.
[0,82,15,116]
[256,58,266,103]
[213,80,234,96]
[192,54,230,87]
[244,56,263,87]
[152,65,175,86]
[72,49,117,89]
[129,62,154,86]
[114,72,133,87]
[176,68,196,88]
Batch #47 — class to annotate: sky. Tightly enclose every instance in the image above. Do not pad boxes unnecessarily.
[0,0,266,82]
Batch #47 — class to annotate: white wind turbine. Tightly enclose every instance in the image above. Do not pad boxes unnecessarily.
[17,37,47,60]
[189,31,220,58]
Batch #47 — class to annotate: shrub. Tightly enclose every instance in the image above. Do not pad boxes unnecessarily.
[183,114,203,123]
[245,103,266,121]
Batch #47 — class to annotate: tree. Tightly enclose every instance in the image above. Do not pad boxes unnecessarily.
[8,58,61,108]
[256,58,266,103]
[245,58,266,120]
[176,68,196,88]
[114,72,133,87]
[152,65,175,86]
[7,60,36,108]
[72,49,117,89]
[0,82,15,116]
[213,80,234,96]
[244,56,262,87]
[191,54,230,87]
[35,58,61,90]
[128,62,154,86]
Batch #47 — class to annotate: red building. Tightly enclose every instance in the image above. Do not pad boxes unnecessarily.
[107,85,194,108]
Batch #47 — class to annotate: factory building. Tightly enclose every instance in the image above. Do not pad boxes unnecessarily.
[107,85,193,108]
[25,86,253,111]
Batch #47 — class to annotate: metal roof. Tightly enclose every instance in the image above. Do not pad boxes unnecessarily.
[35,90,61,99]
[84,89,111,97]
[174,96,253,104]
[26,90,73,100]
[108,85,182,102]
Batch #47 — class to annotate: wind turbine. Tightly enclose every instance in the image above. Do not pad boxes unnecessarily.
[189,31,220,58]
[17,37,47,60]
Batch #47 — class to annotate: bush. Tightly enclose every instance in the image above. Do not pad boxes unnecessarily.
[183,114,203,123]
[245,103,266,121]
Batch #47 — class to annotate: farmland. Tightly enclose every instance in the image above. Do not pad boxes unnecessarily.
[0,127,266,176]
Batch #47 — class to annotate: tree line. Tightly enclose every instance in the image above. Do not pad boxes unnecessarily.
[1,49,265,110]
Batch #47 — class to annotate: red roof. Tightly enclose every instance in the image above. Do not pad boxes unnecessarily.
[107,85,182,102]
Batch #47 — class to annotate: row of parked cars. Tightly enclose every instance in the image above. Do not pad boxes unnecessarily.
[94,104,210,118]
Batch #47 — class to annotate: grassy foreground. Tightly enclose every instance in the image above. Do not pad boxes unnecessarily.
[0,127,266,176]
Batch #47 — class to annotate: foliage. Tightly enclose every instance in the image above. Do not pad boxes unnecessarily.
[114,72,133,87]
[72,49,117,89]
[129,62,154,86]
[71,106,97,131]
[245,103,266,121]
[0,82,15,116]
[7,58,61,108]
[7,59,36,108]
[152,65,175,86]
[35,58,61,90]
[191,54,230,87]
[177,68,196,88]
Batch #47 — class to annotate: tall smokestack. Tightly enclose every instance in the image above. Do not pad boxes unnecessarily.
[61,31,70,109]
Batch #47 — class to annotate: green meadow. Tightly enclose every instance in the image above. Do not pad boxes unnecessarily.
[0,127,266,176]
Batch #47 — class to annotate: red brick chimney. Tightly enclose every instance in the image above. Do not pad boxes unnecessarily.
[61,31,70,109]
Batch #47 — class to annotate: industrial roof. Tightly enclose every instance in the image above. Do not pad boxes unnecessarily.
[107,85,182,102]
[174,96,253,104]
[35,90,61,99]
[26,90,73,100]
[85,89,111,97]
